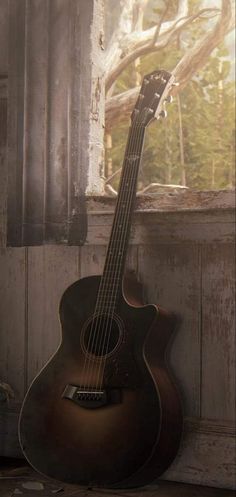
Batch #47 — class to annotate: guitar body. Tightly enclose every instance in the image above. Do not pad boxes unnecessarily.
[19,274,182,488]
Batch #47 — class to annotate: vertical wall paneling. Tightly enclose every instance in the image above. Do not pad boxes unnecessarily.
[0,92,7,246]
[45,0,70,232]
[22,0,49,244]
[7,0,26,245]
[80,245,138,278]
[138,244,201,418]
[201,243,235,421]
[0,248,26,399]
[80,245,107,277]
[26,246,79,386]
[0,0,8,75]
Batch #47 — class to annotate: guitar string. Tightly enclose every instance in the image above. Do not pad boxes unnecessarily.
[82,115,143,390]
[97,127,143,388]
[81,84,162,391]
[93,123,145,390]
[79,114,141,390]
[94,91,161,388]
[84,99,156,390]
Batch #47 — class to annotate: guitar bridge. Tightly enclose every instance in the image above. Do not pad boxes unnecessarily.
[62,384,121,409]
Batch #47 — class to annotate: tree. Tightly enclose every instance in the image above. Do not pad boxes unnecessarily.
[103,0,235,191]
[105,0,234,128]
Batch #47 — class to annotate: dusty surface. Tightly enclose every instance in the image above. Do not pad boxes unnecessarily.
[0,459,235,497]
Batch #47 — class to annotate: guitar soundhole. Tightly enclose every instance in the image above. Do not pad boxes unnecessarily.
[82,314,122,358]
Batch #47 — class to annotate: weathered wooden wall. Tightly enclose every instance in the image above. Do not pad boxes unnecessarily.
[0,196,235,490]
[0,0,235,491]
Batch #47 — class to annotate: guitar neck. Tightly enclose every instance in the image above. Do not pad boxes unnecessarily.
[96,124,146,313]
[94,69,175,314]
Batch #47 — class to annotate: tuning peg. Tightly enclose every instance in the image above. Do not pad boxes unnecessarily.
[171,81,179,87]
[165,95,173,103]
[159,110,167,119]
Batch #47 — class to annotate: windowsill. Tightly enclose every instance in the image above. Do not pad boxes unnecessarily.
[1,190,234,247]
[86,189,235,214]
[84,190,235,245]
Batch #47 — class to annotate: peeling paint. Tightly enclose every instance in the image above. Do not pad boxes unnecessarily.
[99,30,105,50]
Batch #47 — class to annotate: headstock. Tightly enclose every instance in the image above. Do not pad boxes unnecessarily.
[131,69,177,127]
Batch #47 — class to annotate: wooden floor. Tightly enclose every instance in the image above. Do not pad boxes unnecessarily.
[0,459,235,497]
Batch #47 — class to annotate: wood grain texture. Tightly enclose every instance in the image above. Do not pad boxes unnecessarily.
[80,245,138,277]
[201,244,235,421]
[0,248,26,399]
[26,246,79,386]
[86,210,235,245]
[163,418,236,490]
[138,244,201,417]
[0,97,7,247]
[0,402,21,457]
[7,0,26,246]
[85,191,235,212]
[0,0,8,75]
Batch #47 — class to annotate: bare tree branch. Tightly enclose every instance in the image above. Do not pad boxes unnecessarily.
[172,0,233,88]
[105,0,138,75]
[105,8,220,93]
[105,167,122,184]
[105,0,189,90]
[108,0,189,58]
[137,183,189,194]
[151,0,172,46]
[105,0,233,129]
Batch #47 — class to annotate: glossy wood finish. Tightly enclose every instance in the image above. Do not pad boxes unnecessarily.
[19,275,182,488]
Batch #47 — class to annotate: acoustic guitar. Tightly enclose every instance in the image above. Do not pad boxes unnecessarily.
[19,69,182,488]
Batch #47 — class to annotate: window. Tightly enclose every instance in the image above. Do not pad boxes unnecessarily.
[104,0,235,195]
[4,0,235,247]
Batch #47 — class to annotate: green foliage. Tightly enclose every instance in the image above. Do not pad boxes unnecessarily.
[105,3,235,191]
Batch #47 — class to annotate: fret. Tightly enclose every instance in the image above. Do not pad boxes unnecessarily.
[124,154,140,162]
[96,124,146,308]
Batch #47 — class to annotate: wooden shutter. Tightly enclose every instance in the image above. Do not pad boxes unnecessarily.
[7,0,104,246]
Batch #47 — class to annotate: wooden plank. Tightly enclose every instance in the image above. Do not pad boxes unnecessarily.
[0,248,26,400]
[27,246,79,386]
[0,401,22,457]
[86,211,235,245]
[0,96,7,247]
[0,0,8,75]
[201,244,235,421]
[138,244,201,417]
[7,0,26,246]
[163,418,236,490]
[80,245,107,277]
[21,0,49,239]
[85,190,235,213]
[80,245,138,277]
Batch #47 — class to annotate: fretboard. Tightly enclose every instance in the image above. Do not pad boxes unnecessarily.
[95,124,146,314]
